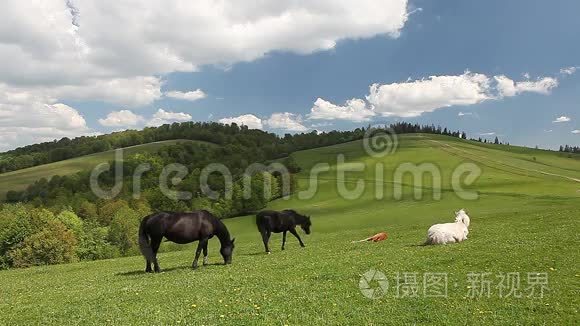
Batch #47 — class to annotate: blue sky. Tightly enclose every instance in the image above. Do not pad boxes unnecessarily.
[0,0,578,151]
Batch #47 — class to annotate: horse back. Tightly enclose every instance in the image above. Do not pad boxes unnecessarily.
[149,211,219,244]
[256,210,296,233]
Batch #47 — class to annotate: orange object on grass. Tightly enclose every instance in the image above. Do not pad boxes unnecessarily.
[368,232,388,242]
[351,232,388,243]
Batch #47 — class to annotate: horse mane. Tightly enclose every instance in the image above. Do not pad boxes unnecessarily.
[283,209,309,224]
[213,217,232,244]
[196,210,231,244]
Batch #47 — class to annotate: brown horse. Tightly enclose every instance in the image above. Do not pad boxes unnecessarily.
[138,210,235,273]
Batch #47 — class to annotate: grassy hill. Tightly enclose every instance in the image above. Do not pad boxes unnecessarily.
[0,134,578,324]
[0,139,210,200]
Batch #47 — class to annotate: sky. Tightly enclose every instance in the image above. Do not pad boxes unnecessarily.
[0,0,579,152]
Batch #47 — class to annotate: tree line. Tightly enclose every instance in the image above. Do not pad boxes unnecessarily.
[559,144,580,153]
[0,121,467,173]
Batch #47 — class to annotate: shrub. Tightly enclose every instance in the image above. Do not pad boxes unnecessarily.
[77,222,119,261]
[128,198,152,217]
[9,220,78,268]
[0,205,55,268]
[108,206,141,256]
[77,201,98,221]
[56,210,84,237]
[98,199,129,226]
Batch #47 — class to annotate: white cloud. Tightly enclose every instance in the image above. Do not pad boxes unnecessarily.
[310,71,562,119]
[572,130,580,134]
[560,66,578,75]
[147,109,192,127]
[366,71,492,117]
[518,78,558,94]
[218,114,263,129]
[493,75,518,97]
[0,0,409,95]
[218,112,309,132]
[51,77,163,107]
[0,97,90,150]
[479,132,496,136]
[309,98,375,122]
[98,110,144,127]
[0,102,87,131]
[264,112,308,132]
[311,122,333,128]
[553,116,571,123]
[458,112,473,116]
[0,77,163,109]
[165,89,207,102]
[495,75,558,98]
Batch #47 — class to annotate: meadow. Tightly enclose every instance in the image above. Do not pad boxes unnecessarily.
[0,135,578,325]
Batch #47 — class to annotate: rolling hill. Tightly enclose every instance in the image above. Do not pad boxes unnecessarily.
[0,134,578,324]
[0,139,211,200]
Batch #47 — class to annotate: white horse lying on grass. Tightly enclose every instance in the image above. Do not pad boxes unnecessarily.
[425,209,471,245]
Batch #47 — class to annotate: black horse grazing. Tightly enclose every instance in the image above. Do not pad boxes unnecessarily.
[138,210,235,273]
[256,209,311,254]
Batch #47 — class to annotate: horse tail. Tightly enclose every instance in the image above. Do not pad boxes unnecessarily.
[139,215,154,261]
[255,211,265,227]
[255,211,272,231]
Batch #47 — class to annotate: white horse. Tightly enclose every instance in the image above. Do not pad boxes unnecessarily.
[425,209,471,245]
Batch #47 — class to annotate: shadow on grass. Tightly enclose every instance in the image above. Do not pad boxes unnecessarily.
[116,263,226,276]
[405,243,429,247]
[242,252,269,257]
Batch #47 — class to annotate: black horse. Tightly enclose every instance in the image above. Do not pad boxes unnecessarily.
[138,210,235,273]
[256,209,311,254]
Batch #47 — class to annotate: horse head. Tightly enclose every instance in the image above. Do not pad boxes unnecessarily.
[454,209,470,228]
[220,238,235,264]
[301,215,312,235]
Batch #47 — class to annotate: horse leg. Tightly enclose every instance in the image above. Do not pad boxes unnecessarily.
[261,230,271,254]
[202,240,209,266]
[289,228,305,247]
[151,237,162,273]
[145,259,152,273]
[192,238,208,269]
[281,231,287,250]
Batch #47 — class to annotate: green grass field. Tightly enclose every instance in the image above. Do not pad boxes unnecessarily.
[0,135,578,325]
[0,140,207,200]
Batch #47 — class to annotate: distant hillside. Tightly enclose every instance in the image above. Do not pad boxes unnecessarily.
[0,140,207,200]
[1,123,479,218]
[0,122,278,174]
[0,121,470,175]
